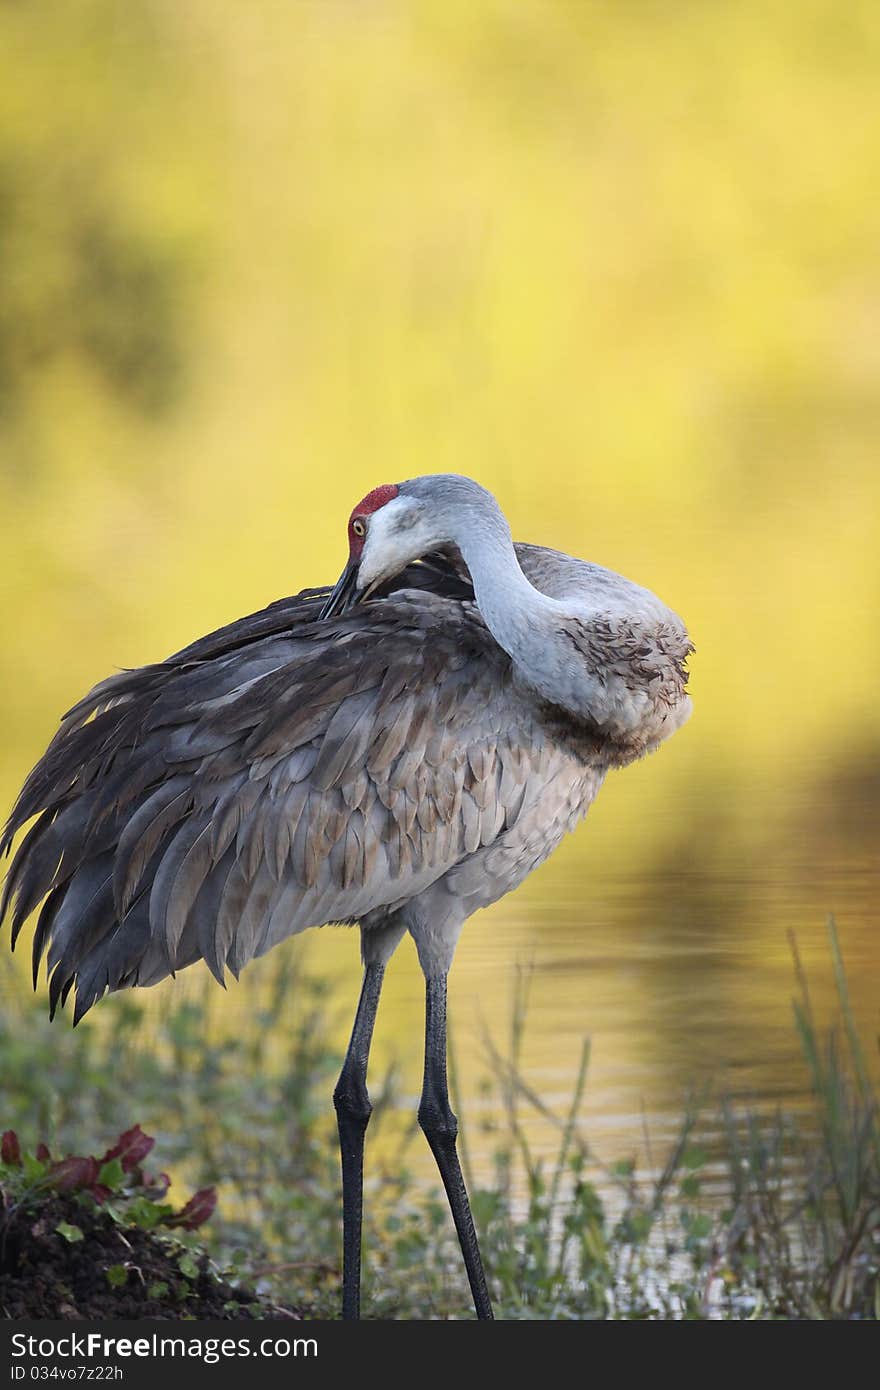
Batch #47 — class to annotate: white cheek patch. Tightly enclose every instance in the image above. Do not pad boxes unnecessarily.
[359,499,428,587]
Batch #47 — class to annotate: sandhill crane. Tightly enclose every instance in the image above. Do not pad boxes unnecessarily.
[1,474,692,1319]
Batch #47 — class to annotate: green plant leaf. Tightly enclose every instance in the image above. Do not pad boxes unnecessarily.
[124,1197,174,1230]
[55,1222,84,1243]
[97,1157,126,1191]
[22,1154,49,1183]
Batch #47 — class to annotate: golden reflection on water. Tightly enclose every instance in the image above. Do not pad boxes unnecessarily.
[1,1,879,1197]
[245,755,880,1190]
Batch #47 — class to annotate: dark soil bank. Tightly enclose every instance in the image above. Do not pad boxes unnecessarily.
[0,1193,262,1319]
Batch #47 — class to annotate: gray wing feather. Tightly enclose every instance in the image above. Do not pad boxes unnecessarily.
[2,561,590,1021]
[113,779,192,916]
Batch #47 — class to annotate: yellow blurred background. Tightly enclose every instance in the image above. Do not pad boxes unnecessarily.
[1,1,878,1173]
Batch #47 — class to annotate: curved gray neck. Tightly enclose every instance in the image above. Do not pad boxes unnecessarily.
[442,491,577,711]
[456,520,559,657]
[399,475,688,749]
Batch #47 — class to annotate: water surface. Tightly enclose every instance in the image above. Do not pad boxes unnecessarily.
[277,745,880,1196]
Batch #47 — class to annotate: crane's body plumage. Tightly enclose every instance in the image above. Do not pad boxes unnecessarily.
[1,475,692,1319]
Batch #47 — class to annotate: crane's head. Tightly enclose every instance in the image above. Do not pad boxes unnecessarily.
[321,482,418,618]
[320,475,493,618]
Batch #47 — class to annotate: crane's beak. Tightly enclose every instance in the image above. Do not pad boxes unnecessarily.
[320,560,361,619]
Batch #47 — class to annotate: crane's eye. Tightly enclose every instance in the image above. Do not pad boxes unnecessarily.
[352,518,366,538]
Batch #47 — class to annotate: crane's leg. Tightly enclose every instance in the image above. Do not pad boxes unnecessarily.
[333,920,404,1320]
[419,973,494,1320]
[334,961,385,1320]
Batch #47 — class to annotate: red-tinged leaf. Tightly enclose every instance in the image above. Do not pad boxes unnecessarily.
[168,1186,217,1230]
[1,1131,21,1166]
[102,1124,155,1172]
[36,1143,51,1162]
[49,1156,100,1192]
[89,1184,112,1205]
